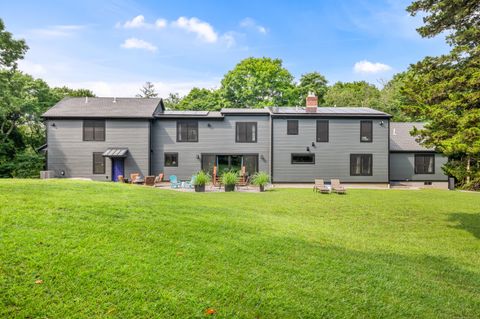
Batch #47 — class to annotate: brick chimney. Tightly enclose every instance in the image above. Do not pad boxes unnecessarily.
[305,92,318,113]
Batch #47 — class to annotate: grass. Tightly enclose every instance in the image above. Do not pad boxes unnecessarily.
[1,179,480,318]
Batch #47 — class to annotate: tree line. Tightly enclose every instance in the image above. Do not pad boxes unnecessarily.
[155,62,412,122]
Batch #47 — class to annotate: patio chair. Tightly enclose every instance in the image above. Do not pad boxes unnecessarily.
[169,175,181,189]
[144,176,155,186]
[313,179,330,194]
[130,173,139,183]
[117,175,125,183]
[184,175,196,189]
[331,179,346,194]
[154,173,164,187]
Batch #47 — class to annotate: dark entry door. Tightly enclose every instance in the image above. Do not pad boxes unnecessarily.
[112,158,125,181]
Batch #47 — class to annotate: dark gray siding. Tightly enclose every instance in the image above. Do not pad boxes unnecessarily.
[272,118,389,182]
[151,115,270,180]
[47,119,149,180]
[390,153,448,181]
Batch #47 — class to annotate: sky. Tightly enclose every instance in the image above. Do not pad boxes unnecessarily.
[1,0,450,97]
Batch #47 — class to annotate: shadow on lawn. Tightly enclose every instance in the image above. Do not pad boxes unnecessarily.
[448,213,480,239]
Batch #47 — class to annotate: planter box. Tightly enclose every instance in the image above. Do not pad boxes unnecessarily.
[224,184,235,192]
[195,185,205,192]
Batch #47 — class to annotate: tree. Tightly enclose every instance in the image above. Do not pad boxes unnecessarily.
[377,72,417,121]
[220,57,296,108]
[297,72,328,106]
[323,81,381,107]
[136,81,158,98]
[163,93,183,110]
[0,19,28,70]
[0,19,94,177]
[402,0,480,189]
[176,88,223,111]
[51,86,95,100]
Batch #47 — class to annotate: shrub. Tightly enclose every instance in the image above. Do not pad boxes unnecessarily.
[221,170,238,186]
[193,170,210,186]
[251,171,270,187]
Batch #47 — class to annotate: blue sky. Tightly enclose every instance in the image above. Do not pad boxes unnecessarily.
[1,0,449,97]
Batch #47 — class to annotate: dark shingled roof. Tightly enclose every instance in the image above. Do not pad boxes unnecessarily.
[390,122,434,151]
[42,97,163,118]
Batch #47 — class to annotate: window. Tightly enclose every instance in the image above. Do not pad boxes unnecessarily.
[236,122,257,143]
[291,153,315,164]
[350,154,373,176]
[287,120,298,135]
[415,154,435,174]
[93,152,105,174]
[360,121,373,142]
[83,120,105,141]
[316,120,329,142]
[177,121,198,142]
[164,153,178,167]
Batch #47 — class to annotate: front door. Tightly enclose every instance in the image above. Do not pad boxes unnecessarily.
[111,158,125,182]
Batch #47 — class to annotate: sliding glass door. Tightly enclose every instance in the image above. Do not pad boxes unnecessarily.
[201,154,258,176]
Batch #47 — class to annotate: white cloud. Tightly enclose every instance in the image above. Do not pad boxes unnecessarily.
[354,60,392,74]
[155,18,167,28]
[30,25,85,38]
[118,15,167,29]
[172,17,218,43]
[121,38,157,52]
[240,18,267,34]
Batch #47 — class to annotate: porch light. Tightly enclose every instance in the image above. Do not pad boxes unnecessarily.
[306,147,310,152]
[196,154,200,160]
[311,142,315,147]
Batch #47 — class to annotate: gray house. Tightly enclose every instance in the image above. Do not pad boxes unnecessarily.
[42,95,448,188]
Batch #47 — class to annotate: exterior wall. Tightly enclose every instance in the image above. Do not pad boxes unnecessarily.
[151,115,270,180]
[390,152,448,181]
[272,118,389,182]
[47,119,150,180]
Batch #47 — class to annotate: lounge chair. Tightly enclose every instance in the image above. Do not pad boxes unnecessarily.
[331,179,346,194]
[154,173,164,187]
[144,176,155,186]
[169,175,181,188]
[313,179,330,194]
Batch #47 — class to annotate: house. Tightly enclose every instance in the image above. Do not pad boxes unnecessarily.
[42,95,448,188]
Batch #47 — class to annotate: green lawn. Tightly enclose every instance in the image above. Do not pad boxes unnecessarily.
[1,180,480,318]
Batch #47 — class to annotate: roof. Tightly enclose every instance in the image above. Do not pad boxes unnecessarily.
[156,110,224,118]
[102,148,129,158]
[42,97,164,118]
[390,122,434,151]
[220,108,270,115]
[269,106,391,117]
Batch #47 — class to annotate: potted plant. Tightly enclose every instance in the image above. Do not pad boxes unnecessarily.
[193,170,210,192]
[251,171,270,192]
[221,170,238,192]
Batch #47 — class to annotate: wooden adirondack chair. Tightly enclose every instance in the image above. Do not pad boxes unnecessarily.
[154,173,164,187]
[130,173,139,183]
[237,166,249,187]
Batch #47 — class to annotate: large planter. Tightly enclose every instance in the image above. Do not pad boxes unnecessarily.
[224,184,235,192]
[259,185,265,192]
[195,184,205,192]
